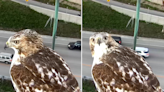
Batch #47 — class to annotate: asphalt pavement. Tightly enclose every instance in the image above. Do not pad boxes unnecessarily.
[12,0,81,16]
[93,0,164,17]
[82,31,164,89]
[0,30,81,88]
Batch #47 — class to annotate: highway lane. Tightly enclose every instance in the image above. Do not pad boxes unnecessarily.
[82,32,164,89]
[12,0,81,16]
[0,34,81,87]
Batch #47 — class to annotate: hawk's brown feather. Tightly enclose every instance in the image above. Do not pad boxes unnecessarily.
[90,32,162,92]
[6,29,80,92]
[92,46,161,92]
[11,47,79,92]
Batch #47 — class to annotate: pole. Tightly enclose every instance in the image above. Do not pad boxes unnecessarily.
[133,0,141,50]
[52,0,59,50]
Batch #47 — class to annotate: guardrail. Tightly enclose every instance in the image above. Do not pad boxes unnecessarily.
[0,75,11,80]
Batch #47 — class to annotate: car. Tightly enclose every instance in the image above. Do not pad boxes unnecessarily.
[111,36,122,44]
[135,47,149,58]
[68,41,81,50]
[0,52,13,64]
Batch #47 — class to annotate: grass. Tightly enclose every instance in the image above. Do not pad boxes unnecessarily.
[83,78,97,92]
[83,0,164,39]
[0,79,15,92]
[0,0,81,38]
[34,0,81,11]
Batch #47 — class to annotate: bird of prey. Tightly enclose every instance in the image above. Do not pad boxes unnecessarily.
[89,32,162,92]
[4,29,80,92]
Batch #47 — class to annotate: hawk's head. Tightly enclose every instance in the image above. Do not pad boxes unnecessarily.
[89,32,119,57]
[5,29,43,57]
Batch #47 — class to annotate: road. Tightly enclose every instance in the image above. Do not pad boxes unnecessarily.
[93,0,164,17]
[12,0,81,16]
[0,30,81,88]
[82,31,164,89]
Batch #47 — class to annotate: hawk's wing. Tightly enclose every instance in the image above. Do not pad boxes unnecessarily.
[11,47,79,92]
[92,46,162,92]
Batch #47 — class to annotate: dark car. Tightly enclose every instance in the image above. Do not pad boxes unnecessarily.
[68,41,81,50]
[111,36,122,44]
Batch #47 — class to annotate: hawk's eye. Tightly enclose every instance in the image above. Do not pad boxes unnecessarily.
[13,40,19,44]
[91,38,95,42]
[104,36,107,40]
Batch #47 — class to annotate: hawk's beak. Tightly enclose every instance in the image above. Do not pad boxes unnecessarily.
[97,37,101,45]
[4,42,9,50]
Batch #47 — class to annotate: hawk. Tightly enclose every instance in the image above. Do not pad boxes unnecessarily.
[89,32,162,92]
[4,29,80,92]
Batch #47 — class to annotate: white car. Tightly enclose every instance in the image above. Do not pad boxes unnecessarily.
[135,47,149,58]
[0,52,13,64]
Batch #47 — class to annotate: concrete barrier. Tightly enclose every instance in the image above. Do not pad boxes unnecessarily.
[69,0,81,5]
[149,0,163,5]
[110,5,164,25]
[29,5,81,25]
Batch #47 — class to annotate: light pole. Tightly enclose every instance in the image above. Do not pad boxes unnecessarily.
[133,0,141,50]
[52,0,59,50]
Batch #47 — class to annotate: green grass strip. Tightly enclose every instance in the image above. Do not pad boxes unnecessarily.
[83,78,97,92]
[0,79,15,92]
[0,0,81,38]
[83,0,164,39]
